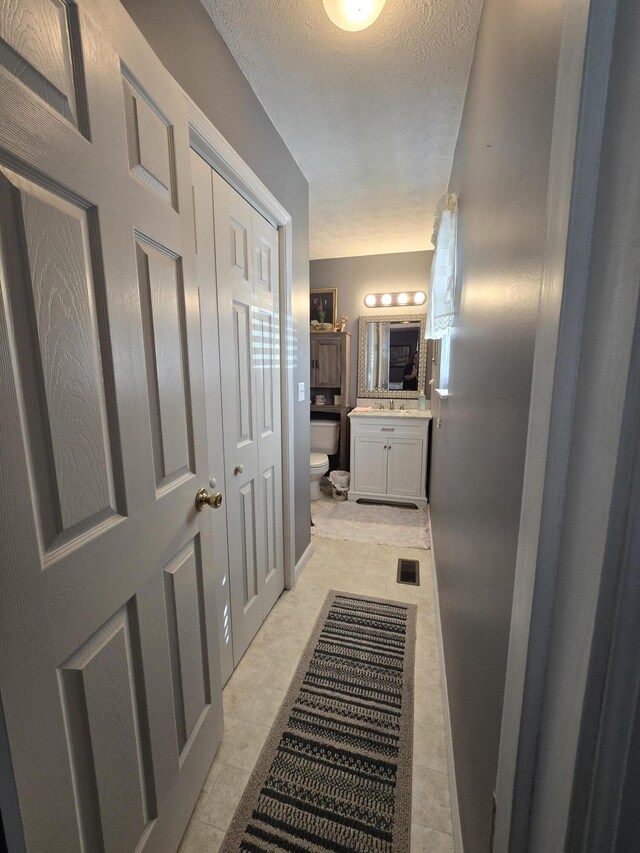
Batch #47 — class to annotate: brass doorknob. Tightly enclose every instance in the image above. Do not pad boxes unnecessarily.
[195,488,223,512]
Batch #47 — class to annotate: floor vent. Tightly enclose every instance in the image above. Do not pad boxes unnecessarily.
[396,559,420,586]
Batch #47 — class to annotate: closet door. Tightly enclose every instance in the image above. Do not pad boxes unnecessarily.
[190,152,234,685]
[252,212,284,617]
[211,170,286,665]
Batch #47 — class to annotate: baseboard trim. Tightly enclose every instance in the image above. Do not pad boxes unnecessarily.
[293,541,314,586]
[429,506,464,853]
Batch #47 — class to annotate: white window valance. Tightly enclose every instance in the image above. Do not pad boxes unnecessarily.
[426,193,458,339]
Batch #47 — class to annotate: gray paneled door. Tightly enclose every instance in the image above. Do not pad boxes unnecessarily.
[191,159,284,670]
[0,1,223,851]
[190,150,234,685]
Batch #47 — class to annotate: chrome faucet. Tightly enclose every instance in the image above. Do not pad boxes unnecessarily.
[389,399,395,410]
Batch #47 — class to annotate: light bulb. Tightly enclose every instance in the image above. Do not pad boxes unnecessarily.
[323,0,386,32]
[381,293,392,306]
[364,294,377,307]
[397,293,409,305]
[413,292,426,305]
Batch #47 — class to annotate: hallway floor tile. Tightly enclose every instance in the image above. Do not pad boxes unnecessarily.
[180,535,453,852]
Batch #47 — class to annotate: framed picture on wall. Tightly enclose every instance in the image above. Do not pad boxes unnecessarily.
[310,288,337,329]
[390,344,411,367]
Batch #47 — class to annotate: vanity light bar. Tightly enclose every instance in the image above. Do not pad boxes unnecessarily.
[364,291,427,308]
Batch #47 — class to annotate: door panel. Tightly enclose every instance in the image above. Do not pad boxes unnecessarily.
[190,151,233,684]
[193,163,284,669]
[240,480,259,603]
[0,3,223,851]
[352,436,388,494]
[387,438,424,497]
[211,171,263,663]
[0,169,122,554]
[59,604,155,853]
[163,539,210,748]
[232,299,254,445]
[256,310,275,435]
[263,466,278,579]
[230,218,249,276]
[0,0,88,131]
[315,338,342,387]
[136,236,194,491]
[122,70,176,208]
[310,337,318,385]
[252,211,284,617]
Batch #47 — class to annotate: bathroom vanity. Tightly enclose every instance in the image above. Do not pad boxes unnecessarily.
[347,409,431,508]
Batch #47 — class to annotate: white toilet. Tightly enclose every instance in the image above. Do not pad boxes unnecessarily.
[310,420,340,501]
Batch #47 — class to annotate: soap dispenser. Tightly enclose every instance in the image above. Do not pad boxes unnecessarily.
[418,389,427,411]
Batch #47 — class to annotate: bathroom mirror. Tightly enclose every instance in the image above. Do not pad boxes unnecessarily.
[357,313,428,398]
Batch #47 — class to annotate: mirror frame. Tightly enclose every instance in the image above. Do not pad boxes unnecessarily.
[357,313,428,399]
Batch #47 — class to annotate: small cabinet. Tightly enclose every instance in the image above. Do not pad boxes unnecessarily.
[310,332,351,472]
[386,437,424,497]
[348,413,430,507]
[351,435,387,494]
[311,336,343,387]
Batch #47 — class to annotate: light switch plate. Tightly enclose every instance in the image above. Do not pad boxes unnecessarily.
[298,382,305,402]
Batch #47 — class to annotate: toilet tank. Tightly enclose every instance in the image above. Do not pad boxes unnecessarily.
[310,420,340,454]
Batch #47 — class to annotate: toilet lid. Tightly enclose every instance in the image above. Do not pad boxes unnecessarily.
[310,452,328,469]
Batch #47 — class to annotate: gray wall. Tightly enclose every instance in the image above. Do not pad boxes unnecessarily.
[120,0,311,563]
[428,0,564,848]
[310,251,432,405]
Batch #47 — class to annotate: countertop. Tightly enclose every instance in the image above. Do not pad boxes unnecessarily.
[348,409,432,419]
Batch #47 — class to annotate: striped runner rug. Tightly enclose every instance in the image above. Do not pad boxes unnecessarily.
[220,591,417,852]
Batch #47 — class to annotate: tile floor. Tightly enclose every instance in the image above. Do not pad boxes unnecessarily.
[179,535,454,852]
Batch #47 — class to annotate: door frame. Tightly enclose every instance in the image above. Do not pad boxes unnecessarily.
[494,0,639,848]
[186,96,297,590]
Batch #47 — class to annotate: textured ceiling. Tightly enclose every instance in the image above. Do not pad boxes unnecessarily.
[202,0,483,259]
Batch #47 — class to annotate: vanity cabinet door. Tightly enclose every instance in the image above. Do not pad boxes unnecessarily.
[387,438,424,497]
[352,435,388,494]
[315,337,342,386]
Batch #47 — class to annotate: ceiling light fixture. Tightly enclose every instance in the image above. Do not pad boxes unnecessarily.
[364,291,428,308]
[323,0,386,32]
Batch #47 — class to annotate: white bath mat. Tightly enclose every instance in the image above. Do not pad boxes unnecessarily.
[311,490,430,550]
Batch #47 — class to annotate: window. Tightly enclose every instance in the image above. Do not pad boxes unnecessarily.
[438,329,451,393]
[425,193,457,401]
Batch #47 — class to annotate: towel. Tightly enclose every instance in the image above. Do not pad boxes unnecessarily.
[352,406,373,412]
